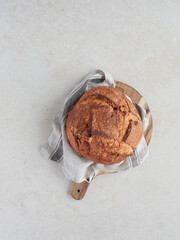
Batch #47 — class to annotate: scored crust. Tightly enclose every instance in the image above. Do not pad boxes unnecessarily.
[66,86,143,165]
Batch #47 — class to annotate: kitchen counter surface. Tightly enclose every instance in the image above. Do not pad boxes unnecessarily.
[0,1,180,240]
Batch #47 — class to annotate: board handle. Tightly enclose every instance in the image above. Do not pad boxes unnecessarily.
[71,181,90,200]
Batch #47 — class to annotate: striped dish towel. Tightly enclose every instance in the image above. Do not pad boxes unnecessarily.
[40,70,149,183]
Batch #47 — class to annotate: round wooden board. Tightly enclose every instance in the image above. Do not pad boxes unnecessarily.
[71,81,153,200]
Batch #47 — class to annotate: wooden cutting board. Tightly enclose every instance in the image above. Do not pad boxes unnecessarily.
[71,81,153,200]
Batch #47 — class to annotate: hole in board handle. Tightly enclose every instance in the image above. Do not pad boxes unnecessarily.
[76,188,81,194]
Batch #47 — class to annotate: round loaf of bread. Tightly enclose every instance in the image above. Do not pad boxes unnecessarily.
[66,86,143,165]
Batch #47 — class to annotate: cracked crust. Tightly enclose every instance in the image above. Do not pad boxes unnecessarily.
[66,86,143,165]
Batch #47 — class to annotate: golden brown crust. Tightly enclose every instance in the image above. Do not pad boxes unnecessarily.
[66,86,143,165]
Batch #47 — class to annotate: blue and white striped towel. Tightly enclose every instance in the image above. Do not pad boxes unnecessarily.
[40,70,149,183]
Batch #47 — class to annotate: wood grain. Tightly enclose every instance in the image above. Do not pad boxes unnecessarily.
[71,81,153,200]
[71,181,90,200]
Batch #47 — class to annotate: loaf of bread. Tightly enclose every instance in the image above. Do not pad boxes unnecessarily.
[66,86,143,165]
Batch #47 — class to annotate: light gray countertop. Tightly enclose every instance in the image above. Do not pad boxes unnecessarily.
[0,1,180,240]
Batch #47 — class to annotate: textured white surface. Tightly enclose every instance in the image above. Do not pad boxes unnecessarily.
[0,1,180,240]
